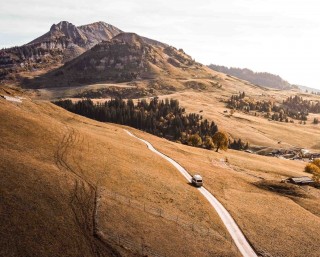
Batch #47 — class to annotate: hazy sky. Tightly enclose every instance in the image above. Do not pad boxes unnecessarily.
[1,0,320,89]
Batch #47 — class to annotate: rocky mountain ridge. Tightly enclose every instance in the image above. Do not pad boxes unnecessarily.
[25,32,210,88]
[0,21,123,82]
[29,21,122,50]
[0,21,173,85]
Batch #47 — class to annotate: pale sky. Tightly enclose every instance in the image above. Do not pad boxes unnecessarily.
[1,0,320,89]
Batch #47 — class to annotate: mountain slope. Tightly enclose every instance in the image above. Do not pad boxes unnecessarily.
[0,87,237,257]
[2,83,320,257]
[0,21,123,82]
[208,64,294,90]
[23,32,214,88]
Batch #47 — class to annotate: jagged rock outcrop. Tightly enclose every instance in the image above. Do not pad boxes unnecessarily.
[29,21,87,48]
[29,21,122,50]
[0,21,122,81]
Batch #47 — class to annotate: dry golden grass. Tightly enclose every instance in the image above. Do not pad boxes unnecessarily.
[132,129,320,257]
[153,90,320,151]
[2,70,320,257]
[0,94,239,257]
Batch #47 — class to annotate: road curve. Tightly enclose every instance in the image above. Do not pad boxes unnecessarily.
[125,129,257,257]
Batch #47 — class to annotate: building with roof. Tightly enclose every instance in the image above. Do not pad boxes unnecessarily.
[286,176,314,185]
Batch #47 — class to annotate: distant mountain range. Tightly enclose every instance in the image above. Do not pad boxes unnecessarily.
[208,64,295,90]
[1,21,214,88]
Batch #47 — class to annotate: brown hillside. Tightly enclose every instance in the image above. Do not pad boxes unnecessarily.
[0,88,238,257]
[1,82,320,257]
[132,128,320,257]
[155,89,320,150]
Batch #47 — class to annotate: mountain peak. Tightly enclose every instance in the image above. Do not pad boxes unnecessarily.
[49,21,77,32]
[78,21,120,30]
[49,21,84,42]
[27,20,122,49]
[87,21,112,26]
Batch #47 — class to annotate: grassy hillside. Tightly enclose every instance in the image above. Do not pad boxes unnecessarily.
[1,85,319,256]
[35,65,319,152]
[21,56,266,101]
[156,90,320,150]
[133,130,320,257]
[0,88,238,257]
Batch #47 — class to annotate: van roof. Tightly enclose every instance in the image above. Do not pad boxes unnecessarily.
[193,174,202,180]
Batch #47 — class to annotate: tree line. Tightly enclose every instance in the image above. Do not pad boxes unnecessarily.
[54,98,238,151]
[282,95,320,114]
[227,92,320,122]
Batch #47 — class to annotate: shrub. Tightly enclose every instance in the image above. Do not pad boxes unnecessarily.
[313,170,320,183]
[313,159,320,168]
[204,136,214,149]
[188,134,202,147]
[305,163,320,174]
[305,159,320,183]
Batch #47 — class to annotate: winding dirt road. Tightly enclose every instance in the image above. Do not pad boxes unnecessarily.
[125,129,257,257]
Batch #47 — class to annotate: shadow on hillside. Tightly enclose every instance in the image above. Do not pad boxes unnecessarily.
[253,180,308,198]
[19,64,122,89]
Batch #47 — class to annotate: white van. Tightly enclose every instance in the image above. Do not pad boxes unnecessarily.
[191,175,203,187]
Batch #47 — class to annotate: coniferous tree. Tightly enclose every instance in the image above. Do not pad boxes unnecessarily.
[53,98,246,152]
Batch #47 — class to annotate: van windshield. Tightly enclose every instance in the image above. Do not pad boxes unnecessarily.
[197,180,202,183]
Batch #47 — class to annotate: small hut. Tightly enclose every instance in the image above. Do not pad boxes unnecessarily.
[286,176,314,185]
